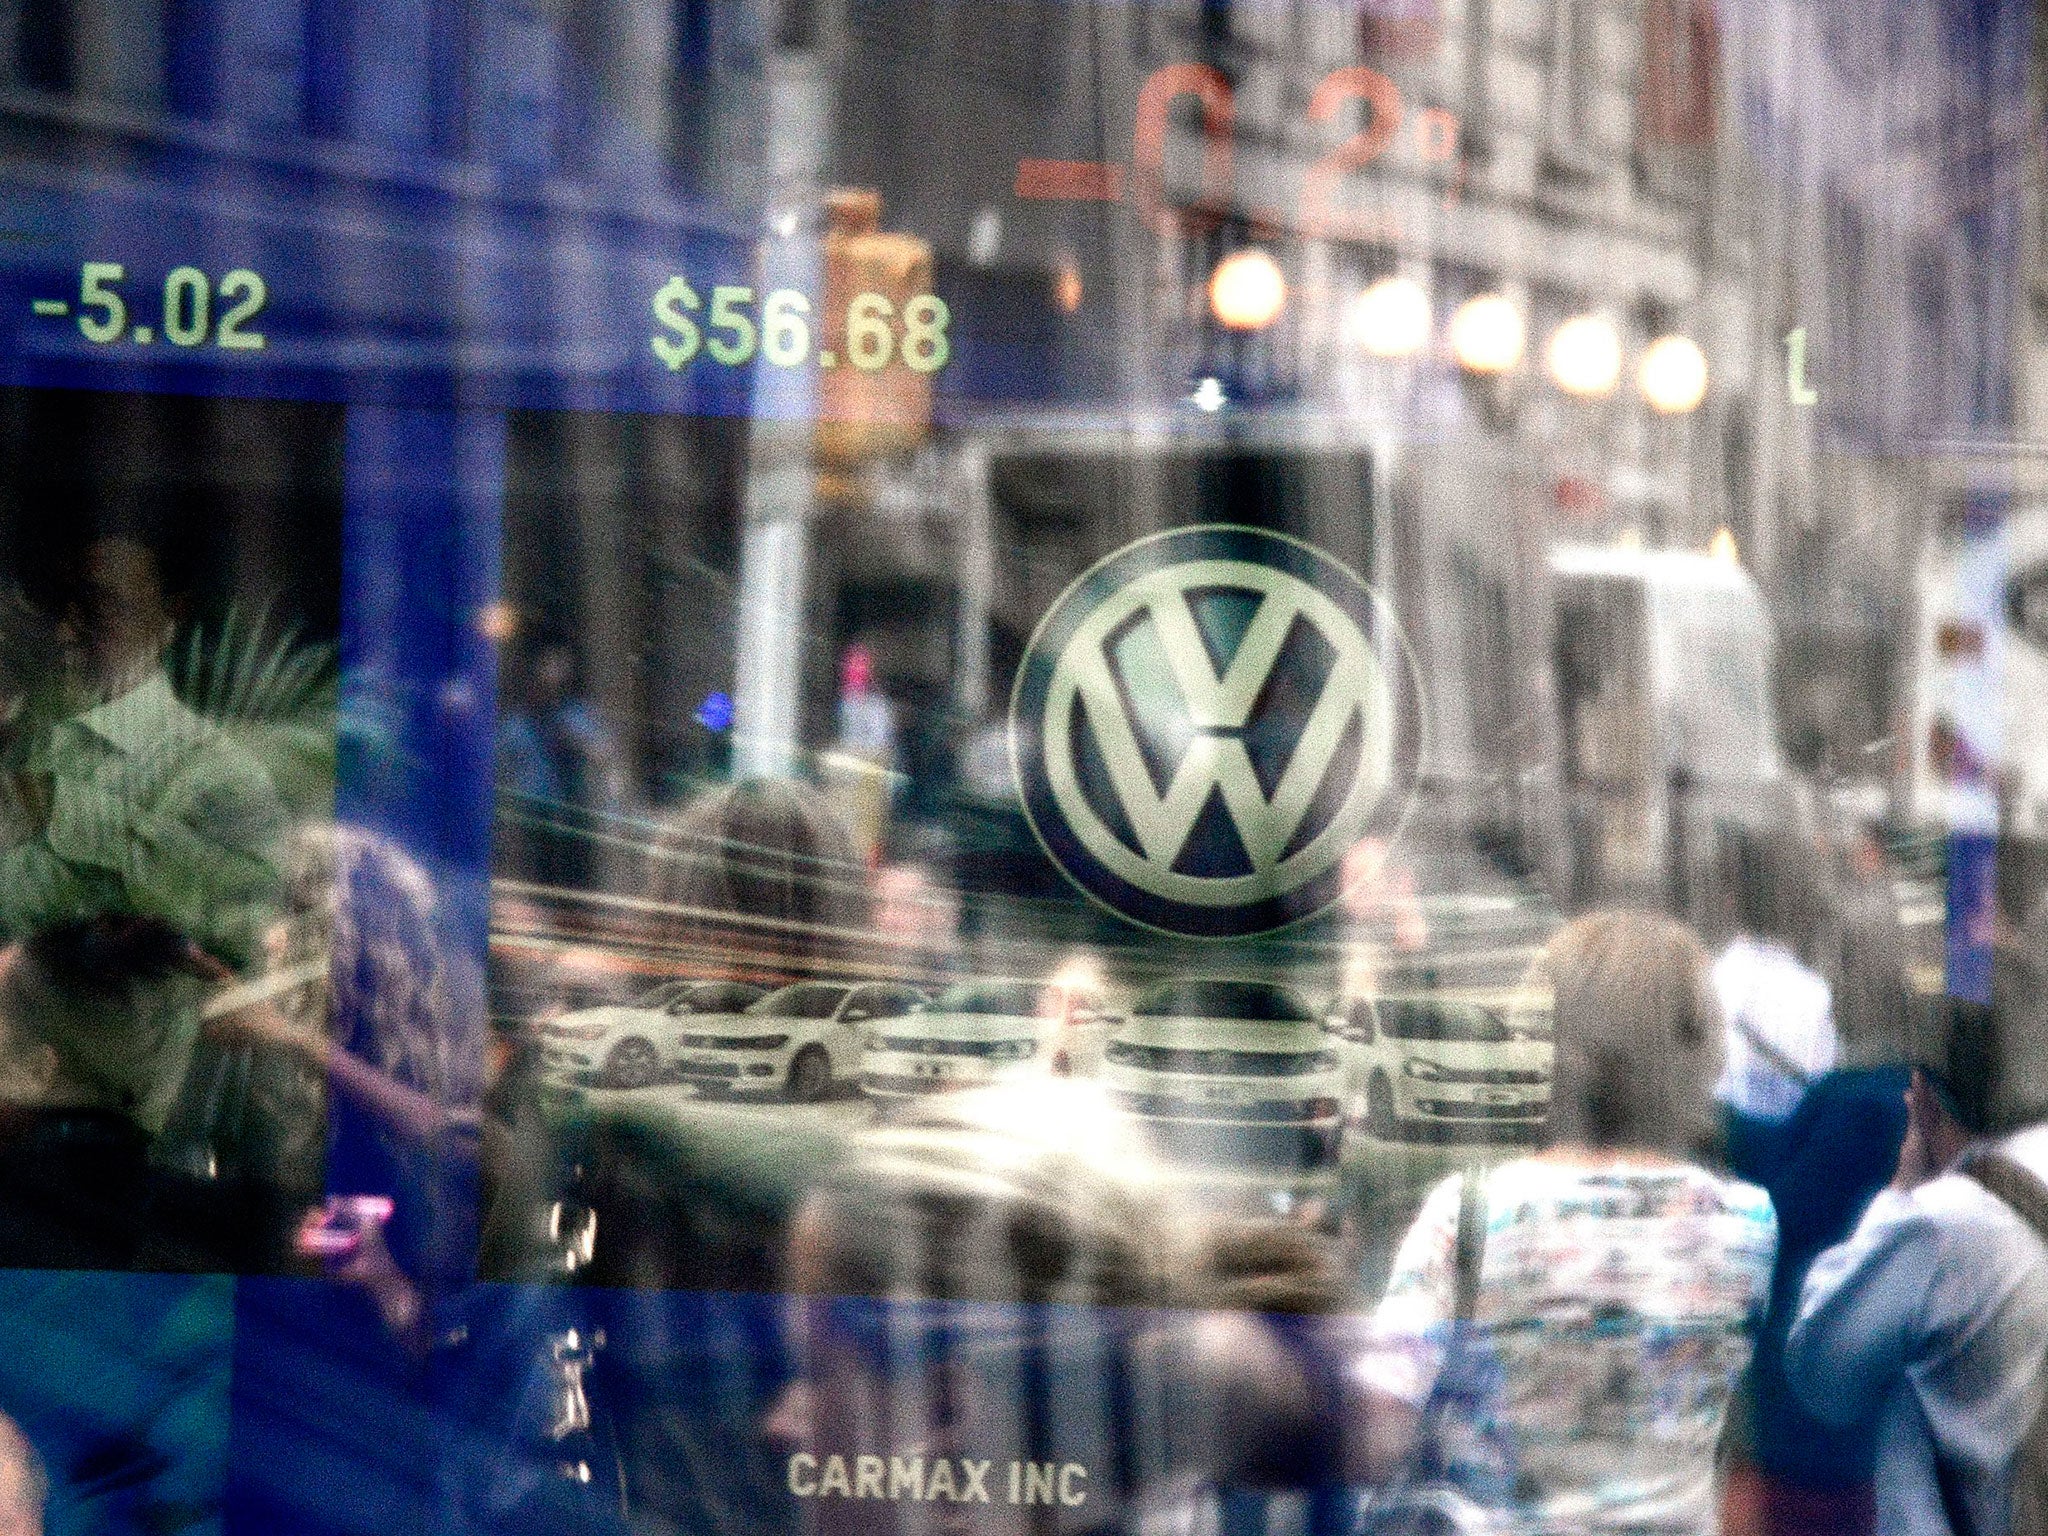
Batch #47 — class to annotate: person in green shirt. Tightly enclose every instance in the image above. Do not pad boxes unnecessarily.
[0,532,285,1137]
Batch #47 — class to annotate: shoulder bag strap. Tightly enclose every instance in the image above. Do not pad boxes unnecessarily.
[1959,1151,2048,1248]
[1363,1168,1487,1516]
[1454,1166,1487,1324]
[1935,1151,2048,1536]
[1730,960,1815,1089]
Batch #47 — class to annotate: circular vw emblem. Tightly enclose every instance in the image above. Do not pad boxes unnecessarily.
[1010,525,1422,937]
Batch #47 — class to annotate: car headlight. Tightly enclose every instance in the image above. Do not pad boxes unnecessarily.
[1001,1041,1036,1061]
[1403,1057,1445,1080]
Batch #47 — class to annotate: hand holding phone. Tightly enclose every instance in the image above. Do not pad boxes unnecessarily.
[294,1195,395,1259]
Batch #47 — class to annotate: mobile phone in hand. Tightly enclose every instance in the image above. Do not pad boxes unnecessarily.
[295,1195,395,1259]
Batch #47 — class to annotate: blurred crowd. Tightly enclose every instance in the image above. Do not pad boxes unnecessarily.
[477,780,2046,1536]
[0,530,2037,1536]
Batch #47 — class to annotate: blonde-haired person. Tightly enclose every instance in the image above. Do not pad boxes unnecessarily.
[195,821,482,1296]
[1355,910,1778,1536]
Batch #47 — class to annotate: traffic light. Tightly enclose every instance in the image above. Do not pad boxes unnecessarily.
[814,188,935,472]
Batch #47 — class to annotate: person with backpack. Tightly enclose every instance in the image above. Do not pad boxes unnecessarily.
[1702,826,1913,1536]
[1785,998,2048,1536]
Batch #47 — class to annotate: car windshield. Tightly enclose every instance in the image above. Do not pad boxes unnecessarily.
[927,982,1050,1016]
[745,985,851,1020]
[672,983,760,1014]
[1131,980,1315,1022]
[1381,1003,1516,1043]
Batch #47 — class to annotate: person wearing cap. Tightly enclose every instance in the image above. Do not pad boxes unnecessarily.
[1785,1001,2048,1536]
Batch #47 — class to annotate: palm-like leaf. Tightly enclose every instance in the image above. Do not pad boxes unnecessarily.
[174,602,337,727]
[168,603,339,818]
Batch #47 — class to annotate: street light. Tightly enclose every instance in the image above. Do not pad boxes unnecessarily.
[1449,294,1525,373]
[1639,334,1709,413]
[1345,276,1431,358]
[1208,249,1287,331]
[1545,313,1622,397]
[1052,257,1084,314]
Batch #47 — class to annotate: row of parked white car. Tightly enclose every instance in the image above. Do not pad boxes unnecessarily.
[536,973,1555,1164]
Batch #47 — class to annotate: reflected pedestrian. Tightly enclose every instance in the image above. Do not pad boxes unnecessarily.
[1354,910,1777,1534]
[497,629,626,891]
[0,527,285,1138]
[764,1079,1205,1536]
[0,931,175,1269]
[1710,827,1837,1127]
[199,822,483,1298]
[1711,825,1912,1536]
[1785,1001,2048,1536]
[646,775,869,982]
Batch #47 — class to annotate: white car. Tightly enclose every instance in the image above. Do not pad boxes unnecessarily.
[1350,994,1553,1140]
[860,978,1116,1103]
[1104,979,1344,1212]
[539,979,768,1088]
[676,980,928,1101]
[1321,996,1380,1119]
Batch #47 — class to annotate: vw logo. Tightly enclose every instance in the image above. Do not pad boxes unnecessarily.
[2010,558,2048,652]
[1010,525,1422,937]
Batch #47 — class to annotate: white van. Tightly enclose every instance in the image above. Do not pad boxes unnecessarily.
[1549,545,1786,906]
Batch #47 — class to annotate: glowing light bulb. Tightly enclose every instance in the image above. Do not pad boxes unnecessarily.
[1208,249,1287,331]
[1448,294,1525,374]
[1052,259,1084,314]
[1709,526,1740,564]
[476,601,517,643]
[1345,276,1432,358]
[1545,313,1622,397]
[1639,334,1709,413]
[1190,376,1227,412]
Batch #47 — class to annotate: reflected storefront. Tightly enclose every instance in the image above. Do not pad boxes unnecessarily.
[0,0,2042,1533]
